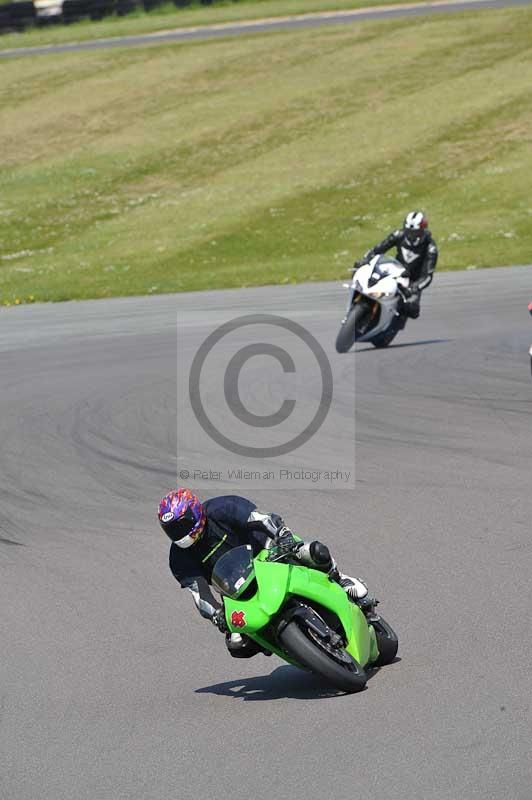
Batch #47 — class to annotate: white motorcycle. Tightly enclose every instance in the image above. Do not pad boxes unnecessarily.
[335,255,410,353]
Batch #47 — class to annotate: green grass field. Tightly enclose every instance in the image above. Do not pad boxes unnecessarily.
[1,5,532,303]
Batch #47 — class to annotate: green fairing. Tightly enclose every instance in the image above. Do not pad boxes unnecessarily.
[222,550,379,667]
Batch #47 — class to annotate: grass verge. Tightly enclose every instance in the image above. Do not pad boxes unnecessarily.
[1,6,532,303]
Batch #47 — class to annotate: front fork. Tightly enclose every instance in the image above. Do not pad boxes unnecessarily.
[342,288,378,325]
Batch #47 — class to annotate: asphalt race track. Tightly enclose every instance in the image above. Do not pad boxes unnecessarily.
[1,266,532,799]
[1,0,532,58]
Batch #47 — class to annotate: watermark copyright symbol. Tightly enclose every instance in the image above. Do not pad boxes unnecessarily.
[188,314,333,458]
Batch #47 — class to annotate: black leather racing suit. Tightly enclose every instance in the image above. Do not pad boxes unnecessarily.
[366,230,438,318]
[169,495,334,657]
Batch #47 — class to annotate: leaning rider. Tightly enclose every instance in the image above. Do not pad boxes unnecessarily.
[158,488,375,658]
[354,210,438,319]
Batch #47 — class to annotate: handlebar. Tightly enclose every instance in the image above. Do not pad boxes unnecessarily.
[266,542,301,562]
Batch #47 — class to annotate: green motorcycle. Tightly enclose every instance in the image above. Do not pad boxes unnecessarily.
[211,544,398,693]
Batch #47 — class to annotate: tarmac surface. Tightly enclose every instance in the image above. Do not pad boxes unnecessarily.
[1,0,532,58]
[1,266,532,799]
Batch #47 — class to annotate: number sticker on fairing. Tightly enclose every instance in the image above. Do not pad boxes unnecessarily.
[231,610,246,628]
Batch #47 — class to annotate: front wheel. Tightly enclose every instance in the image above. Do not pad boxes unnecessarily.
[279,620,367,693]
[335,302,370,354]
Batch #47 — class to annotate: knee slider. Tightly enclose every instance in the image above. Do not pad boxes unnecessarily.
[309,541,332,568]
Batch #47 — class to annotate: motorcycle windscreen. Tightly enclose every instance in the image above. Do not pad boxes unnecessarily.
[211,545,256,599]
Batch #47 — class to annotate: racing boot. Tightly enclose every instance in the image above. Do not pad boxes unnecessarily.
[225,633,272,658]
[337,574,380,621]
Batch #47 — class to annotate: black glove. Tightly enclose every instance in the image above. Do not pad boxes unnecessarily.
[211,609,228,633]
[274,526,298,551]
[353,259,366,270]
[268,513,284,530]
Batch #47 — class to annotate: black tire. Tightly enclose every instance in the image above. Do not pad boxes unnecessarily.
[370,315,407,349]
[335,303,368,354]
[371,616,398,666]
[279,620,367,693]
[370,329,398,349]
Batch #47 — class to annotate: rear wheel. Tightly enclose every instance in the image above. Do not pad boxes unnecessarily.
[335,302,370,354]
[370,316,406,349]
[371,329,399,348]
[371,616,398,666]
[279,620,367,693]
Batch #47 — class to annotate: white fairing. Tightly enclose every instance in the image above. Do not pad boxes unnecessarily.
[342,255,409,342]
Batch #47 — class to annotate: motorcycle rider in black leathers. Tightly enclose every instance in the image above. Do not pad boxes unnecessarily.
[158,489,374,658]
[355,211,438,319]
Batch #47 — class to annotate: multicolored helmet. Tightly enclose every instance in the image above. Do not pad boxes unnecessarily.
[403,210,428,246]
[158,488,206,548]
